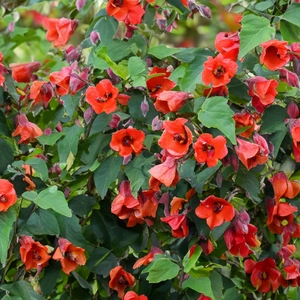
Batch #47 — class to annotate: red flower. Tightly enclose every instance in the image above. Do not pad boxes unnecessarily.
[12,114,43,144]
[235,134,269,170]
[10,62,40,83]
[198,295,212,300]
[86,79,119,114]
[106,0,145,25]
[52,238,86,274]
[146,66,176,98]
[108,266,135,299]
[43,18,78,47]
[248,76,278,106]
[49,62,89,96]
[158,118,193,157]
[195,195,235,230]
[203,85,228,98]
[244,258,283,293]
[19,236,51,271]
[29,81,54,108]
[154,91,190,114]
[202,54,238,87]
[290,119,300,162]
[193,133,228,167]
[133,246,163,269]
[215,31,240,61]
[0,179,17,212]
[270,172,300,202]
[260,40,290,71]
[195,196,234,230]
[224,211,260,257]
[233,111,258,138]
[124,291,148,300]
[161,213,189,238]
[110,127,145,157]
[197,236,214,255]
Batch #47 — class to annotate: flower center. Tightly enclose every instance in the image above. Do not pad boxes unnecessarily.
[122,135,134,146]
[0,194,8,203]
[259,271,268,281]
[66,251,76,261]
[173,133,187,144]
[213,66,225,78]
[201,143,214,152]
[32,250,41,261]
[112,0,124,7]
[213,202,224,214]
[117,275,128,285]
[150,84,162,93]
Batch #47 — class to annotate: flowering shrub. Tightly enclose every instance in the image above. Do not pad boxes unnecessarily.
[0,0,300,299]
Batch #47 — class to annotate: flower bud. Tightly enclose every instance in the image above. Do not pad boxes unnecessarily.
[287,101,300,119]
[76,0,86,11]
[90,30,100,45]
[141,97,149,117]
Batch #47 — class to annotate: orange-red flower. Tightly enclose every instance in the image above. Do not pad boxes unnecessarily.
[202,54,238,87]
[124,291,148,300]
[198,295,212,300]
[133,246,163,269]
[215,31,240,61]
[29,80,54,108]
[106,0,145,25]
[244,258,283,293]
[43,18,78,47]
[158,118,193,157]
[19,235,51,271]
[10,62,40,83]
[233,111,258,138]
[248,76,278,106]
[154,91,190,114]
[260,40,290,71]
[235,134,269,170]
[203,85,228,98]
[290,119,300,162]
[195,195,235,230]
[108,266,135,299]
[86,79,119,114]
[193,133,228,167]
[110,127,145,157]
[270,172,300,202]
[161,213,189,238]
[12,114,43,144]
[146,66,176,98]
[0,179,17,212]
[52,238,86,274]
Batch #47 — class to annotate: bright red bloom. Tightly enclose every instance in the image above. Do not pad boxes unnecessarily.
[110,127,145,157]
[108,266,135,299]
[233,111,258,138]
[49,62,89,96]
[161,213,189,238]
[215,31,240,61]
[248,76,278,106]
[19,236,51,271]
[198,295,212,300]
[290,119,300,162]
[52,238,86,274]
[235,134,269,170]
[12,114,43,144]
[244,258,283,293]
[43,18,78,47]
[146,66,176,98]
[195,195,235,230]
[106,0,145,25]
[158,118,193,157]
[86,79,119,114]
[270,172,300,202]
[29,80,54,108]
[193,133,228,167]
[202,54,238,87]
[124,291,148,300]
[154,91,190,114]
[0,179,17,212]
[260,40,290,71]
[224,211,260,257]
[203,85,228,98]
[10,62,40,83]
[197,236,214,255]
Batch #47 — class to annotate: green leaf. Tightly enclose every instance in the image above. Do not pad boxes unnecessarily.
[183,245,202,273]
[94,155,123,198]
[125,167,144,198]
[0,280,45,300]
[72,272,93,293]
[210,270,223,300]
[198,97,236,144]
[4,74,19,103]
[195,162,221,193]
[22,186,72,217]
[25,158,49,182]
[281,3,300,27]
[182,276,215,299]
[128,57,146,77]
[238,14,275,59]
[280,20,300,43]
[0,138,14,175]
[144,258,180,283]
[36,132,65,145]
[0,209,16,266]
[68,195,97,217]
[260,105,288,134]
[93,16,119,45]
[148,45,180,59]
